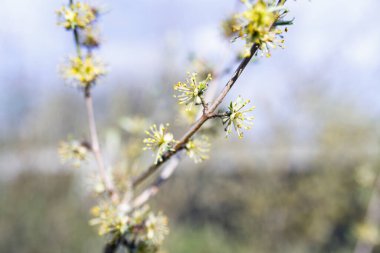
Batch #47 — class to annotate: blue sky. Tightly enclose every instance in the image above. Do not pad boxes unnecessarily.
[1,0,379,137]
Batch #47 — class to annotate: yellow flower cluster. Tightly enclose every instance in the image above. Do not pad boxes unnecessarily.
[222,96,255,138]
[143,212,169,245]
[185,136,211,163]
[62,56,105,87]
[57,2,97,30]
[355,222,379,244]
[80,26,101,48]
[143,124,176,164]
[58,139,88,168]
[223,0,288,57]
[178,105,198,124]
[57,2,104,88]
[90,204,169,247]
[90,203,129,236]
[174,73,212,111]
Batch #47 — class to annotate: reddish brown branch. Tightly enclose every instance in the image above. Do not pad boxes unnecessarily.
[126,0,289,210]
[131,44,259,190]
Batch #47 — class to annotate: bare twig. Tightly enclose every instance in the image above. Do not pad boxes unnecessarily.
[73,28,82,58]
[199,96,208,115]
[132,155,181,209]
[207,44,259,113]
[84,88,118,201]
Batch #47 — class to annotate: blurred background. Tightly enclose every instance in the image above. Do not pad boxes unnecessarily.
[1,0,380,252]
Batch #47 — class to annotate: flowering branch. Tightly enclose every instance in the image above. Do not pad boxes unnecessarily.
[58,0,117,200]
[129,0,289,213]
[56,0,293,252]
[132,30,261,188]
[129,43,259,209]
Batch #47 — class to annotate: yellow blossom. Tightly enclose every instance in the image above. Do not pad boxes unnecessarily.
[58,139,88,168]
[89,202,129,236]
[174,73,212,111]
[62,55,105,87]
[185,136,211,163]
[222,96,255,138]
[80,26,101,48]
[144,212,169,246]
[223,0,289,57]
[143,124,176,164]
[178,105,198,125]
[57,2,97,30]
[355,222,379,244]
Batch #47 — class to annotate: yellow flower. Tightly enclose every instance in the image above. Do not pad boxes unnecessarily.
[80,26,101,48]
[144,212,169,246]
[222,15,242,38]
[185,136,210,163]
[223,0,289,57]
[58,139,88,168]
[90,203,169,247]
[57,2,97,30]
[355,222,379,244]
[174,72,212,111]
[177,105,198,125]
[222,96,255,138]
[62,55,105,87]
[131,206,169,246]
[89,202,129,236]
[143,124,176,164]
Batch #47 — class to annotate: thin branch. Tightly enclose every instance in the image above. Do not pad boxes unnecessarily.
[132,145,186,188]
[207,44,259,113]
[103,237,121,253]
[73,28,82,58]
[67,0,118,201]
[84,88,118,201]
[132,155,181,209]
[132,43,259,189]
[128,0,288,208]
[199,96,208,115]
[128,44,259,209]
[127,63,229,207]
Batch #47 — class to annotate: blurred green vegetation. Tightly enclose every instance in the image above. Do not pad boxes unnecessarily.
[0,172,102,253]
[1,162,380,253]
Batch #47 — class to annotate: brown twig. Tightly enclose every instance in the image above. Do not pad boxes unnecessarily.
[128,44,259,210]
[130,0,290,191]
[132,43,259,189]
[104,239,120,253]
[107,1,290,252]
[128,0,290,207]
[132,155,181,209]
